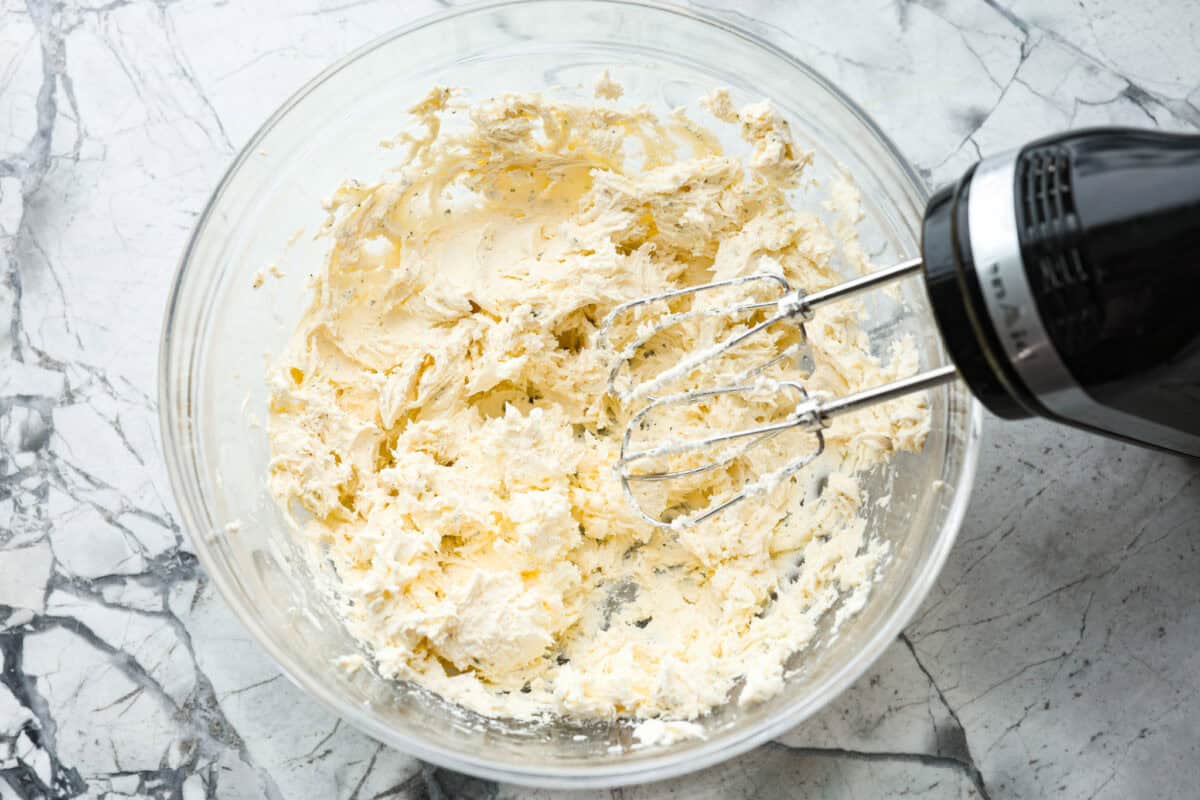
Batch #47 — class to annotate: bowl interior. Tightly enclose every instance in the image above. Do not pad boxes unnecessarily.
[161,0,978,786]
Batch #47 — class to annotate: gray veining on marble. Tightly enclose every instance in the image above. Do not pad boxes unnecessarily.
[1,0,1198,797]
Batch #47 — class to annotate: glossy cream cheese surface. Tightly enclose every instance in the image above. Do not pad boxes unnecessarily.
[266,80,929,733]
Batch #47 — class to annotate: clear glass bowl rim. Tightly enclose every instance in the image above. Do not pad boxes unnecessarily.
[158,0,983,788]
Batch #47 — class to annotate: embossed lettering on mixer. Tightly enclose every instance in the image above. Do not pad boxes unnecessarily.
[988,262,1031,352]
[265,78,930,737]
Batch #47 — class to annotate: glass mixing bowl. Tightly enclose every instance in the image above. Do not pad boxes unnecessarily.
[159,0,981,788]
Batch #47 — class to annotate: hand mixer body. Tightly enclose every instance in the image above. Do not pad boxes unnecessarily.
[602,127,1200,527]
[921,128,1200,457]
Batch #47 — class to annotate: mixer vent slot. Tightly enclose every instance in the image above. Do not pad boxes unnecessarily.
[1018,145,1099,354]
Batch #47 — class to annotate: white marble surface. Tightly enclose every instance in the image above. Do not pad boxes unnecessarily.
[2,0,1199,797]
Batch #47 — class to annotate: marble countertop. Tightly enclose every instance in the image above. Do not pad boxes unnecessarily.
[2,0,1198,797]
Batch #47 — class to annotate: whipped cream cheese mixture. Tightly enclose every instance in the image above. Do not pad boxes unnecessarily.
[266,78,930,731]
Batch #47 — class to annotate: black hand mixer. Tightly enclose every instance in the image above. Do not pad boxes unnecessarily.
[600,128,1200,528]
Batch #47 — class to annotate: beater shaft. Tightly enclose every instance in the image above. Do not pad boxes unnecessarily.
[817,363,958,421]
[797,256,923,310]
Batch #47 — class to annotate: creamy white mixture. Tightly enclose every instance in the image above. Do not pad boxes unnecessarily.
[266,79,929,737]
